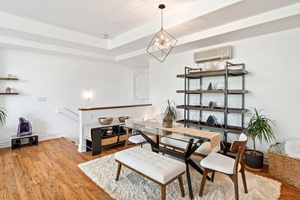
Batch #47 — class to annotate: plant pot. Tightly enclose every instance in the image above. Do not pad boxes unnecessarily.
[244,149,264,171]
[162,115,173,128]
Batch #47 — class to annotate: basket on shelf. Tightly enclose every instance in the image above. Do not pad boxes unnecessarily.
[268,143,300,189]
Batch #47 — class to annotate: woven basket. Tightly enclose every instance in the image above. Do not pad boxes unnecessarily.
[102,136,118,146]
[268,143,300,189]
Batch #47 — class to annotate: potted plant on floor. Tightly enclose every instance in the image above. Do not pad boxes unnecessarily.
[162,99,177,128]
[0,107,7,126]
[244,108,276,171]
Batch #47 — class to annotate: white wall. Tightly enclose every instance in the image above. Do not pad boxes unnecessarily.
[149,27,300,156]
[1,27,300,156]
[0,49,146,147]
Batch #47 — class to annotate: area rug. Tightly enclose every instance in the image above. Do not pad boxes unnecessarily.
[78,145,281,200]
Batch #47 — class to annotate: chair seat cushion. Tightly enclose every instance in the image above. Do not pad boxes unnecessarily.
[200,152,241,174]
[129,135,154,144]
[160,137,211,155]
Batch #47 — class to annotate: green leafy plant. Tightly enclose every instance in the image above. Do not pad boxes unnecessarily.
[0,107,7,126]
[162,99,177,121]
[245,108,276,155]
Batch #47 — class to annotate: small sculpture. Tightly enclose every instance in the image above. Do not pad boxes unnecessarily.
[6,87,11,93]
[207,82,213,90]
[17,117,32,137]
[206,115,217,126]
[208,101,216,108]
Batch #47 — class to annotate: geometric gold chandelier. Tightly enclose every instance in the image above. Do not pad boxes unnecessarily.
[146,4,178,62]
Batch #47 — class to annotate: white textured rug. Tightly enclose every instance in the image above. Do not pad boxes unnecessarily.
[78,145,281,200]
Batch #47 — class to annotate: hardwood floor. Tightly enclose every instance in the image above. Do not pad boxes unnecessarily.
[0,137,299,200]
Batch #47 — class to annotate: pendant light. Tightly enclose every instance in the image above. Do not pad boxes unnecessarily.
[146,4,178,62]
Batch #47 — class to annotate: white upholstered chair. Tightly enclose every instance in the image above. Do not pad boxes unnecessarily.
[199,133,248,200]
[124,118,154,148]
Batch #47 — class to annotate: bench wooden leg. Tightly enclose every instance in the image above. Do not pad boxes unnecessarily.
[161,185,166,200]
[178,176,185,197]
[115,163,122,181]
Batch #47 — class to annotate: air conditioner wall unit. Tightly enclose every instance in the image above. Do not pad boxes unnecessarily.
[194,45,232,63]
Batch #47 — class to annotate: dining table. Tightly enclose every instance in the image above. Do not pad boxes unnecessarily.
[123,120,221,199]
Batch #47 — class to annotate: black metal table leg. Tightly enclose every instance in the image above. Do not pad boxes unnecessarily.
[188,159,211,181]
[185,163,194,199]
[137,130,159,152]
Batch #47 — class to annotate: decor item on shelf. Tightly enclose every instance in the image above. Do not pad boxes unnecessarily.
[207,82,213,90]
[195,84,204,90]
[206,115,217,126]
[194,97,202,106]
[203,62,217,71]
[195,98,207,107]
[244,108,276,171]
[208,101,216,108]
[162,99,177,128]
[190,67,202,73]
[217,60,226,70]
[215,82,225,90]
[98,117,113,125]
[146,4,177,63]
[118,116,129,123]
[17,117,32,137]
[215,116,224,127]
[192,116,201,124]
[6,87,11,93]
[215,99,224,108]
[0,107,7,126]
[8,74,12,78]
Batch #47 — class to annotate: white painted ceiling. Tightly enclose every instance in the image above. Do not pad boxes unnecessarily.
[0,0,300,67]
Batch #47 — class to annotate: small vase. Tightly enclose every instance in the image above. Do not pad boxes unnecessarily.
[162,115,173,128]
[6,87,11,93]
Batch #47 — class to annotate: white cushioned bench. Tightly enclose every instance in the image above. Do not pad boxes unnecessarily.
[160,137,212,157]
[114,147,186,200]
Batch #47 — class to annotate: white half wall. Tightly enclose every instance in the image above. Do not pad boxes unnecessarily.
[0,49,147,147]
[149,27,300,156]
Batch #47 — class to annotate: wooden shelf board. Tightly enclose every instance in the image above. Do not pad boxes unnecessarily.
[0,93,19,95]
[177,69,248,78]
[176,119,245,134]
[0,77,19,80]
[176,89,248,94]
[176,105,247,114]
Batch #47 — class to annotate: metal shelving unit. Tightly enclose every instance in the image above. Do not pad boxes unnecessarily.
[176,61,248,154]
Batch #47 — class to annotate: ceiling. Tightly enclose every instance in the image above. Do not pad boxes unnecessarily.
[0,0,300,67]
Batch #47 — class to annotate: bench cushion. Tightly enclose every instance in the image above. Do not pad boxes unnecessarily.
[160,137,211,156]
[114,147,185,184]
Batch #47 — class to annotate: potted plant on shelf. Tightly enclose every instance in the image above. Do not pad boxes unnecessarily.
[0,107,7,126]
[162,99,177,128]
[244,108,276,171]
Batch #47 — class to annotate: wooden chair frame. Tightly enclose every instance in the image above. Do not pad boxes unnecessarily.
[199,140,248,200]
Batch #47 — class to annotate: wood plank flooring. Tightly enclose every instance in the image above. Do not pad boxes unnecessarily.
[0,137,299,200]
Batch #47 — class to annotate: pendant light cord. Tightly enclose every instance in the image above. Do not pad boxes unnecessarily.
[159,4,165,30]
[161,7,163,30]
